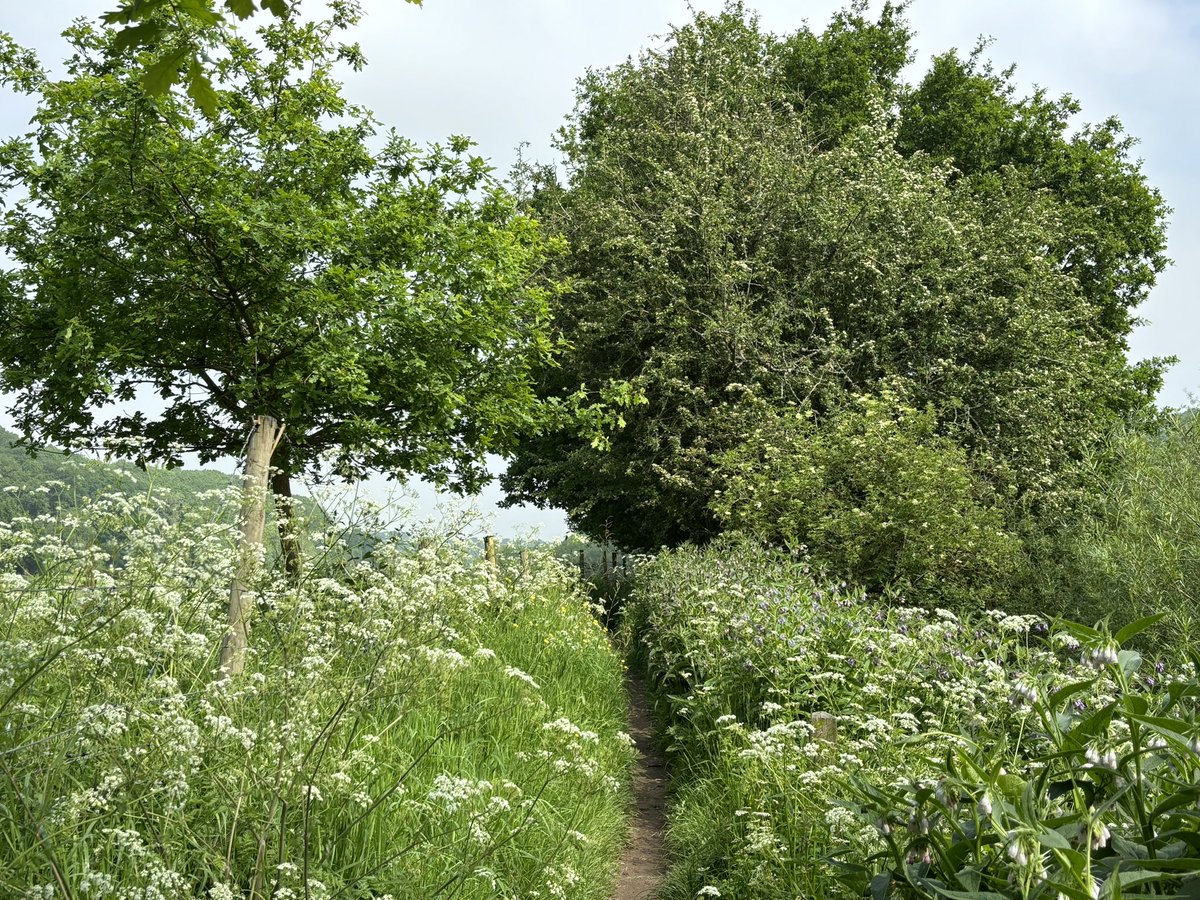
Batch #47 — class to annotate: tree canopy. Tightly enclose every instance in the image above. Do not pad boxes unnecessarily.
[99,0,423,116]
[502,2,1171,552]
[0,6,558,497]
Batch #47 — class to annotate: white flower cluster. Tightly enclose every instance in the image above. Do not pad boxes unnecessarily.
[1,485,632,895]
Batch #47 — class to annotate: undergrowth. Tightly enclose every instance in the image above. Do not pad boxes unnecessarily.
[628,538,1200,899]
[0,485,633,898]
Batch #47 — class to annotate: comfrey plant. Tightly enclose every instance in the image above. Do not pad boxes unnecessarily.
[0,486,632,898]
[628,539,1194,900]
[834,613,1200,900]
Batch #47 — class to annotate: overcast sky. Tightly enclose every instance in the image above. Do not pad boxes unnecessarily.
[1,0,1197,538]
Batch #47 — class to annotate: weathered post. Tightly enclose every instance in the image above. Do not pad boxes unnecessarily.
[578,548,586,577]
[611,549,618,574]
[811,711,838,744]
[219,415,284,679]
[484,535,498,571]
[520,548,530,578]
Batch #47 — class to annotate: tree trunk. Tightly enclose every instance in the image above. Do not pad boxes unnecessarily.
[219,414,284,680]
[271,465,303,583]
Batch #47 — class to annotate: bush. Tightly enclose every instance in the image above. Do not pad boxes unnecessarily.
[713,392,1020,608]
[836,614,1200,900]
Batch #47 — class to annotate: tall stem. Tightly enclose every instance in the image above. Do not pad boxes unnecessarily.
[271,452,303,583]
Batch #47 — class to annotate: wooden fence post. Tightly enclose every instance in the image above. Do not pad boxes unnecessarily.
[484,535,497,571]
[520,549,530,578]
[812,711,838,744]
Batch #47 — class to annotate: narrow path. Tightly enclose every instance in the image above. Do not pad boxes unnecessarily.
[614,669,668,900]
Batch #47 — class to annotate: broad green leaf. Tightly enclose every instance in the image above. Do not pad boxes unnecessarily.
[1133,857,1200,871]
[174,0,222,26]
[1050,681,1095,709]
[1119,649,1143,676]
[112,21,161,53]
[1065,702,1117,748]
[1059,621,1104,643]
[140,47,191,96]
[1100,869,1170,899]
[997,773,1026,802]
[1115,613,1166,646]
[186,64,219,118]
[1040,829,1074,850]
[1166,682,1200,710]
[1111,834,1150,861]
[102,0,170,25]
[1129,713,1196,750]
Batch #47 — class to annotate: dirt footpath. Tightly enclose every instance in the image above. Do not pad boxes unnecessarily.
[613,670,668,899]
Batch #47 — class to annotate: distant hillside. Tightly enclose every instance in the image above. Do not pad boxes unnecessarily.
[0,428,327,533]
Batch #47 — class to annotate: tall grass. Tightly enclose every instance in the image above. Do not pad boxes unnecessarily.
[1046,414,1200,636]
[0,485,633,898]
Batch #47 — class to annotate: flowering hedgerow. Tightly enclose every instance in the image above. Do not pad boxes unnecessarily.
[0,486,632,898]
[628,537,1198,899]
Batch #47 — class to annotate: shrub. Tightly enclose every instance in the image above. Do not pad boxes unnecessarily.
[712,391,1020,608]
[1035,414,1200,634]
[625,541,1194,899]
[836,614,1200,900]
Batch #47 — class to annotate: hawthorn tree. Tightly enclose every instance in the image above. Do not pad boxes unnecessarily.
[0,7,559,668]
[501,3,1170,554]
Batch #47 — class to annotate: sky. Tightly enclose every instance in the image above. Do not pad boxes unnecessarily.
[1,0,1197,538]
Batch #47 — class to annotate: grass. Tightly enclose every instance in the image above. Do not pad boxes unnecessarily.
[0,485,633,898]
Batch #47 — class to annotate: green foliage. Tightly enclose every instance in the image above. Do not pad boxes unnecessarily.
[777,0,912,141]
[101,0,422,117]
[897,46,1170,341]
[1025,412,1200,633]
[0,9,557,492]
[503,2,1169,555]
[623,541,1192,900]
[837,616,1200,900]
[713,391,1020,608]
[0,489,632,896]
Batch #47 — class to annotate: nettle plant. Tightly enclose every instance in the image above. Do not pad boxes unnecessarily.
[835,614,1200,900]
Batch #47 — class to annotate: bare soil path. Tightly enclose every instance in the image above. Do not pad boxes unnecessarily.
[613,669,668,900]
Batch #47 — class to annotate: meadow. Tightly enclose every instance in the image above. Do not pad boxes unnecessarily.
[0,485,633,898]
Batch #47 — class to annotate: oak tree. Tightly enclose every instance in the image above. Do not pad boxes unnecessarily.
[0,7,559,663]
